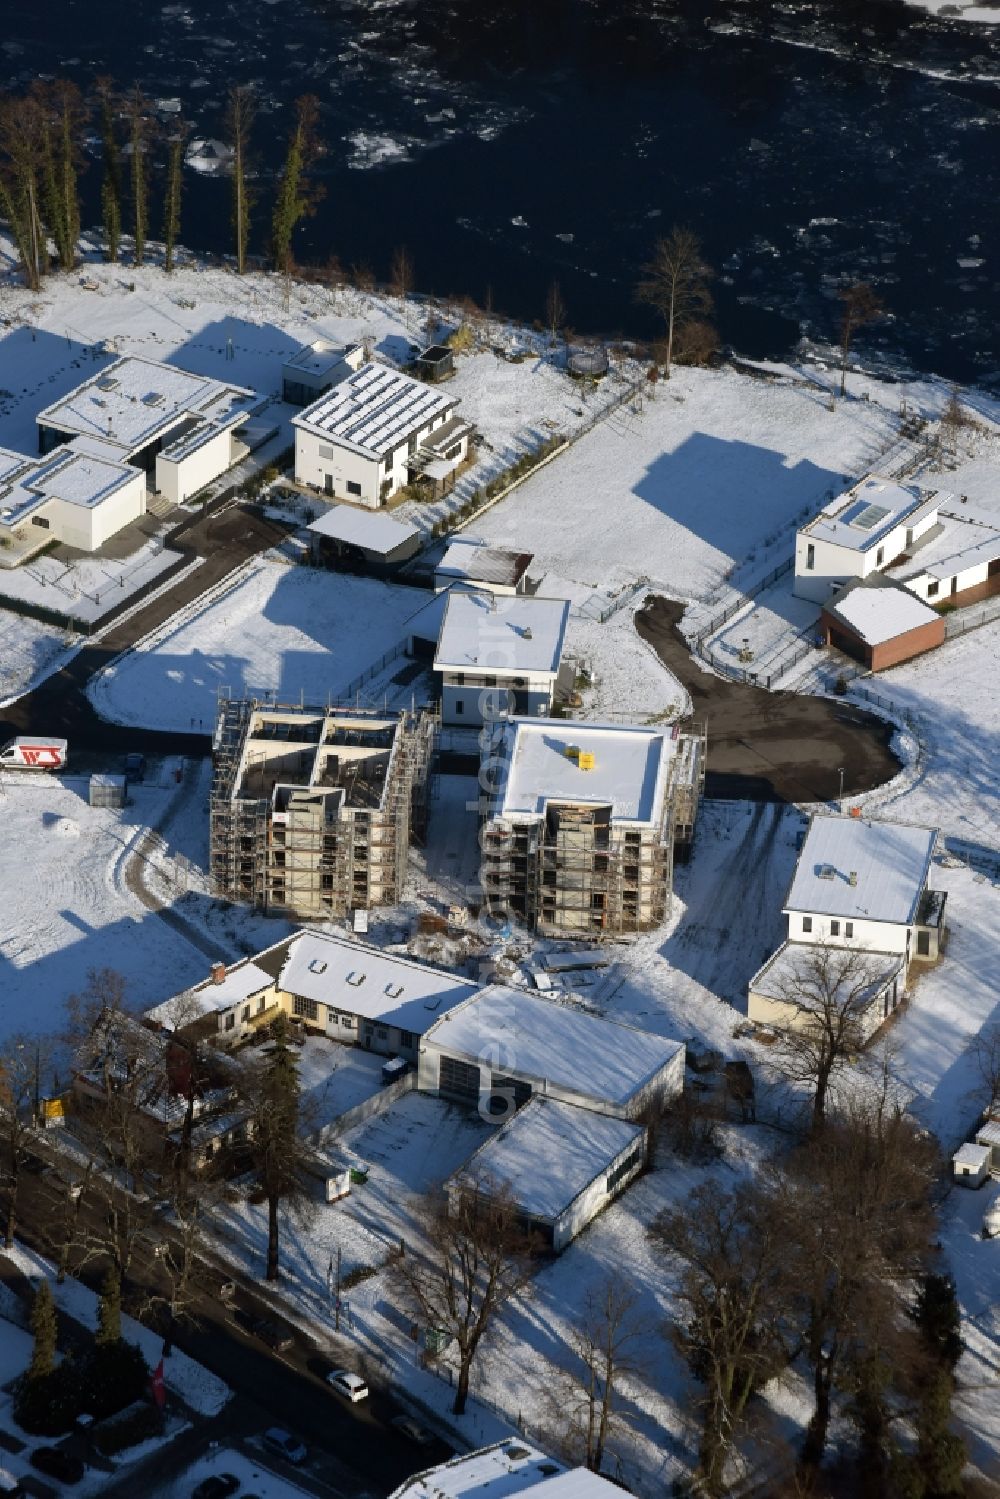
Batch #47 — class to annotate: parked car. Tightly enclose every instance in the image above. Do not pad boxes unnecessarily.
[262,1428,307,1464]
[30,1447,85,1484]
[253,1318,294,1354]
[390,1415,435,1446]
[123,752,146,783]
[192,1476,240,1499]
[326,1369,369,1403]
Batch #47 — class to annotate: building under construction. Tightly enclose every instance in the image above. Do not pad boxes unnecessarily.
[210,699,434,919]
[480,717,705,938]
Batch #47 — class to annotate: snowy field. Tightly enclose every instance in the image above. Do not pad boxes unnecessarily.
[472,367,898,604]
[0,772,210,1045]
[0,610,73,706]
[88,560,432,731]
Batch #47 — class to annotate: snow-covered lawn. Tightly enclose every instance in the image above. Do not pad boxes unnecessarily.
[472,368,897,603]
[88,560,432,732]
[0,536,186,626]
[0,610,73,706]
[152,1448,317,1499]
[872,619,1000,849]
[0,774,209,1045]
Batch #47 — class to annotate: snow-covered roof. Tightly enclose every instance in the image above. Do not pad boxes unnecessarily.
[451,1098,644,1222]
[291,363,458,460]
[910,528,1000,582]
[307,505,420,555]
[493,718,674,825]
[784,816,938,925]
[825,579,940,646]
[425,985,683,1110]
[147,959,274,1025]
[749,941,903,1009]
[976,1120,1000,1148]
[36,356,256,459]
[801,476,947,554]
[284,339,359,377]
[390,1443,618,1499]
[436,535,533,589]
[278,930,476,1033]
[434,591,569,676]
[954,1142,991,1168]
[0,438,141,527]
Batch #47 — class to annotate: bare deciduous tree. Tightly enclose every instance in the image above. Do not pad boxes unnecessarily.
[390,244,414,302]
[397,1174,538,1415]
[635,227,713,379]
[650,1183,790,1496]
[768,943,890,1131]
[559,1279,646,1473]
[838,282,882,397]
[225,85,256,274]
[972,1022,1000,1120]
[0,91,49,291]
[0,1034,52,1249]
[545,279,566,341]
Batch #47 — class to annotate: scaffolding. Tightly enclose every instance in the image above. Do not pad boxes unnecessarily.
[209,697,435,920]
[480,722,706,940]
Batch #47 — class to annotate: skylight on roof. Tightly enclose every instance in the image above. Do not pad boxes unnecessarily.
[142,391,164,407]
[852,503,890,531]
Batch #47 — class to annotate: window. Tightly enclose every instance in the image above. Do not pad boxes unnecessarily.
[383,452,394,471]
[927,580,939,597]
[319,444,335,459]
[293,996,319,1021]
[607,1139,644,1194]
[31,515,50,530]
[224,1013,235,1031]
[340,1015,354,1028]
[347,480,362,497]
[802,916,813,933]
[242,1005,251,1023]
[455,700,464,716]
[806,543,815,571]
[845,921,854,938]
[876,547,884,566]
[830,920,840,937]
[376,1026,388,1040]
[916,930,930,956]
[439,1055,480,1101]
[399,1030,414,1049]
[258,995,267,1012]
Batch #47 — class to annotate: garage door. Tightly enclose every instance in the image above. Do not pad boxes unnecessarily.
[438,1054,481,1102]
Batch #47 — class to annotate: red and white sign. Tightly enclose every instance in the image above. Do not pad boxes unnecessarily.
[150,1358,166,1409]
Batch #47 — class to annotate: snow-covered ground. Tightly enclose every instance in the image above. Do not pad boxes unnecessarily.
[152,1448,317,1499]
[0,610,74,706]
[88,557,432,732]
[0,535,185,625]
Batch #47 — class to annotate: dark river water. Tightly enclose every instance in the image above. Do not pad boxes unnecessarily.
[8,0,1000,383]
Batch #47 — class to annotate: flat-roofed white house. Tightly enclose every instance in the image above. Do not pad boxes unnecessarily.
[418,984,685,1120]
[0,438,146,558]
[281,339,364,406]
[446,1097,647,1251]
[35,355,259,506]
[748,814,945,1036]
[292,362,474,508]
[794,476,949,604]
[433,536,533,596]
[149,931,476,1062]
[480,717,704,936]
[388,1441,621,1499]
[434,590,570,727]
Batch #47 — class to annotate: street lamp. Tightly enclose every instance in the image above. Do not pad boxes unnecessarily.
[838,766,845,809]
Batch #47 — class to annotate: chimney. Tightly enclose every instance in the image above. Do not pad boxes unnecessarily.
[211,961,227,985]
[521,625,533,640]
[849,871,858,887]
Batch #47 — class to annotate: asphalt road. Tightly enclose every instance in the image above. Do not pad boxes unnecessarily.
[1,501,291,760]
[635,596,901,803]
[6,1144,453,1499]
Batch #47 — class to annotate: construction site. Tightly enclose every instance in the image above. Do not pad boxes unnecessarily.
[210,697,435,919]
[480,717,706,938]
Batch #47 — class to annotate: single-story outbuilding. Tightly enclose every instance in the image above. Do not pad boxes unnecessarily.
[418,984,685,1120]
[446,1097,646,1251]
[307,504,421,575]
[434,536,533,596]
[820,576,945,671]
[748,941,905,1041]
[282,340,364,406]
[976,1118,1000,1172]
[952,1141,992,1189]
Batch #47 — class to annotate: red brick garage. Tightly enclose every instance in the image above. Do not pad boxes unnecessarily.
[821,577,946,672]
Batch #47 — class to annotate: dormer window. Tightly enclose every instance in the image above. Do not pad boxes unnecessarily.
[307,959,327,974]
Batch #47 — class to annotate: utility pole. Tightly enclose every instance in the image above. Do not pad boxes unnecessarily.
[838,766,845,810]
[335,1246,342,1332]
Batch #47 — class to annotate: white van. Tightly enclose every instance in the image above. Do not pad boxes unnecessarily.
[0,737,69,771]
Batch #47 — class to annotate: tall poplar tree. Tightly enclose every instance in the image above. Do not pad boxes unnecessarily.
[95,78,122,264]
[0,92,49,290]
[225,85,256,274]
[127,88,151,267]
[248,1015,304,1282]
[271,94,322,276]
[162,125,186,272]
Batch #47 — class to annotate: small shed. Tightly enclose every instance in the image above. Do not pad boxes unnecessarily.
[89,773,127,809]
[414,344,455,383]
[952,1141,991,1189]
[307,505,421,575]
[820,576,945,672]
[282,341,363,406]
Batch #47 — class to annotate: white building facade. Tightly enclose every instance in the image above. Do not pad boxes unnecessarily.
[0,439,146,557]
[434,591,570,727]
[794,476,946,604]
[292,362,472,508]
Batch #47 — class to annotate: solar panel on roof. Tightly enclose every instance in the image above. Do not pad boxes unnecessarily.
[852,503,890,531]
